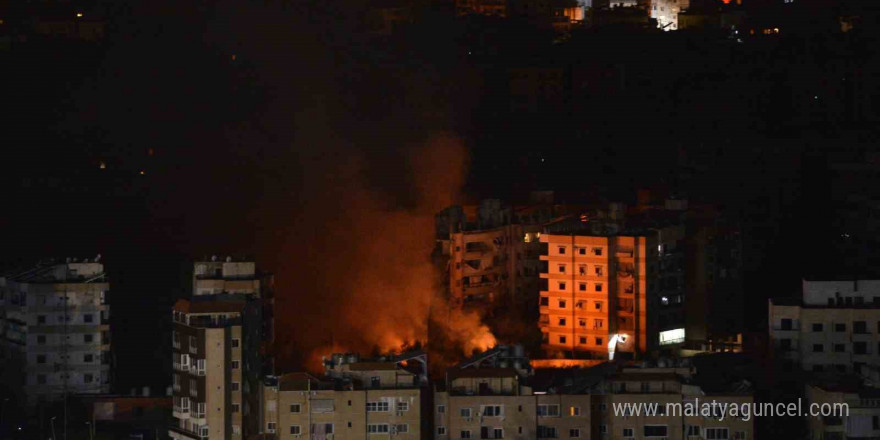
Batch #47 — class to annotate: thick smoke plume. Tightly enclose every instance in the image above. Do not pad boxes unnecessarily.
[272,133,495,373]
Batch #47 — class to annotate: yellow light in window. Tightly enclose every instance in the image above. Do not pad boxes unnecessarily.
[76,12,83,17]
[99,161,106,170]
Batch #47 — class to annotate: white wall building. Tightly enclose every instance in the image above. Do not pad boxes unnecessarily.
[0,260,111,405]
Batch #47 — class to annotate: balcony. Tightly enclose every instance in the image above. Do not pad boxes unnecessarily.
[173,363,190,372]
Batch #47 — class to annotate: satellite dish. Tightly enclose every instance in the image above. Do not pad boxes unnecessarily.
[226,256,232,262]
[211,255,217,262]
[95,254,101,262]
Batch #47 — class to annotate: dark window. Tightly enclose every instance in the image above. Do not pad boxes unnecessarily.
[84,354,94,362]
[780,339,792,350]
[812,323,823,332]
[83,314,93,323]
[37,315,46,324]
[36,355,46,364]
[231,339,240,348]
[371,377,380,388]
[540,297,549,306]
[781,319,793,330]
[84,334,94,343]
[84,374,94,383]
[37,335,46,345]
[37,374,46,384]
[855,321,868,334]
[558,246,566,255]
[835,323,846,332]
[855,342,868,355]
[813,344,824,353]
[834,344,845,353]
[643,426,668,437]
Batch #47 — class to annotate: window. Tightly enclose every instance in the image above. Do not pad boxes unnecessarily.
[578,318,586,328]
[834,344,845,353]
[231,339,240,348]
[596,337,603,345]
[558,246,566,254]
[780,318,792,330]
[812,323,823,332]
[460,408,472,418]
[481,405,503,417]
[706,428,729,439]
[231,403,240,413]
[84,334,93,343]
[540,297,549,306]
[437,427,446,435]
[232,360,240,369]
[37,354,47,364]
[579,283,587,291]
[231,382,240,391]
[437,405,445,413]
[593,319,603,329]
[686,426,701,437]
[578,248,586,255]
[592,247,603,256]
[599,425,607,434]
[579,337,587,345]
[37,335,46,345]
[461,431,472,439]
[559,336,566,344]
[855,321,868,333]
[623,428,634,437]
[84,314,93,323]
[395,424,408,433]
[397,401,409,411]
[569,429,580,438]
[734,431,746,440]
[558,300,567,309]
[570,406,580,416]
[84,374,94,383]
[290,404,301,413]
[835,323,846,332]
[232,425,240,435]
[537,426,558,438]
[595,283,603,292]
[37,315,46,324]
[323,424,334,435]
[594,301,602,310]
[367,401,390,412]
[644,425,668,437]
[367,424,389,434]
[813,344,824,353]
[595,266,603,276]
[267,423,276,433]
[84,354,93,362]
[558,282,566,290]
[289,426,301,435]
[558,264,566,273]
[855,341,868,355]
[537,404,560,416]
[558,318,566,326]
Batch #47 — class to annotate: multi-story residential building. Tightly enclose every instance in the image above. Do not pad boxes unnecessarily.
[806,377,880,440]
[0,259,111,405]
[436,198,562,313]
[538,211,686,360]
[169,258,272,440]
[591,365,754,440]
[769,279,880,373]
[433,345,591,440]
[260,351,426,440]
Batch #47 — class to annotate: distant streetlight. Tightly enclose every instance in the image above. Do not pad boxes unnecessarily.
[76,12,83,18]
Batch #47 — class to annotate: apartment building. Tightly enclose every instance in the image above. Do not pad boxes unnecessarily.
[169,258,272,440]
[592,366,754,440]
[806,376,880,440]
[769,279,880,373]
[260,351,426,440]
[0,259,111,405]
[433,345,591,440]
[538,213,686,359]
[436,198,561,312]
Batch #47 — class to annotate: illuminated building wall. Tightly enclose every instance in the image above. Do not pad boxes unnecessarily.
[539,234,652,358]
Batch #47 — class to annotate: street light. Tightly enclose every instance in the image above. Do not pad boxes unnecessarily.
[50,417,57,440]
[85,422,94,440]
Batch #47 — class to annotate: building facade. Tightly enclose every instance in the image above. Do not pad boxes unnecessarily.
[0,260,111,405]
[769,279,880,373]
[169,258,272,440]
[260,352,426,440]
